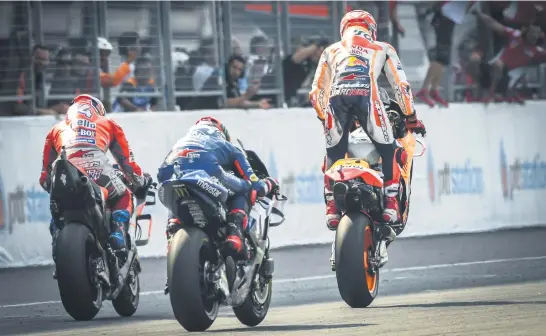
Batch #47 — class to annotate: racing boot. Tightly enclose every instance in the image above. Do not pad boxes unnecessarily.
[108,210,130,255]
[380,181,400,266]
[164,218,182,295]
[324,175,340,230]
[224,209,249,262]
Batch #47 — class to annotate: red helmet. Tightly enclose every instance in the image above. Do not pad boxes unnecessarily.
[69,94,106,117]
[195,116,231,142]
[340,10,377,40]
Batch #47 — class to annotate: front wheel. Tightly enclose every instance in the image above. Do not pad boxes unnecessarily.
[55,223,103,321]
[168,226,219,332]
[335,212,379,308]
[232,261,273,327]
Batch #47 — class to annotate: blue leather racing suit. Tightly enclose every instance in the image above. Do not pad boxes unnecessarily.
[157,124,268,260]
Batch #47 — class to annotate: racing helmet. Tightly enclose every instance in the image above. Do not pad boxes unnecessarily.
[195,116,231,142]
[340,10,377,40]
[69,94,106,117]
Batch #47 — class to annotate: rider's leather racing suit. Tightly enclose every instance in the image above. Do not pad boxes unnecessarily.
[309,25,418,229]
[39,105,150,252]
[157,124,276,261]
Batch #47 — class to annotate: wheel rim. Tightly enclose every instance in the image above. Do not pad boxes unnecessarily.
[199,248,218,318]
[253,273,270,305]
[363,226,377,293]
[86,241,102,308]
[128,268,139,297]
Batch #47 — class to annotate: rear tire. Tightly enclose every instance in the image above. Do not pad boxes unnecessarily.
[168,226,219,332]
[55,223,102,321]
[335,212,379,308]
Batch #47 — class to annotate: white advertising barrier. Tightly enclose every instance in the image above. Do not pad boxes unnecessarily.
[0,102,545,267]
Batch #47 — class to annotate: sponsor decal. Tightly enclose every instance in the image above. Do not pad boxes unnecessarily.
[340,73,368,81]
[250,174,259,182]
[77,128,96,138]
[78,106,93,119]
[374,101,390,142]
[76,119,96,129]
[77,161,100,169]
[499,139,546,200]
[197,179,222,198]
[68,149,94,160]
[348,56,368,68]
[85,168,103,181]
[5,184,50,234]
[71,138,96,145]
[349,45,369,56]
[427,146,484,203]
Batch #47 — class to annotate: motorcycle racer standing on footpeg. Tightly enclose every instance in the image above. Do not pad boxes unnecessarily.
[309,10,427,264]
[39,94,153,266]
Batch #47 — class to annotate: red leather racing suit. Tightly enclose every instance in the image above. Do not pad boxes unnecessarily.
[39,107,147,216]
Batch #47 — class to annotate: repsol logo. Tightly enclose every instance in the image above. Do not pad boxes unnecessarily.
[197,179,221,197]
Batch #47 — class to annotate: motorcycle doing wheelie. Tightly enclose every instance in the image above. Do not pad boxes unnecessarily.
[326,102,427,308]
[49,147,156,321]
[160,139,288,332]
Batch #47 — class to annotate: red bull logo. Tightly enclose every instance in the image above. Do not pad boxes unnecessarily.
[348,56,368,67]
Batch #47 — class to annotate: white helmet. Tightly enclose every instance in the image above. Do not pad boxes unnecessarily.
[97,37,113,51]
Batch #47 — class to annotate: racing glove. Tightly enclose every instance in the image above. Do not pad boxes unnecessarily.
[405,114,427,137]
[263,177,280,197]
[133,172,154,199]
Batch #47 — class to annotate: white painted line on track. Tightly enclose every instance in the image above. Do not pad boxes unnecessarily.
[1,255,545,309]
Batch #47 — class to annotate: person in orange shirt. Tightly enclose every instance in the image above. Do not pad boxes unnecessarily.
[98,37,138,88]
[39,94,153,256]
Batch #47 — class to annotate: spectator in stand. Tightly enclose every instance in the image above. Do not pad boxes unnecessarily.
[48,49,99,114]
[389,1,406,38]
[283,36,329,106]
[0,45,58,116]
[240,35,273,94]
[192,38,219,92]
[117,32,141,84]
[113,57,158,112]
[98,37,137,88]
[224,54,270,109]
[416,1,476,108]
[473,9,546,104]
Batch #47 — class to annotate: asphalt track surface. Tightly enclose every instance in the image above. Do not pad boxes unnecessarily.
[1,227,546,335]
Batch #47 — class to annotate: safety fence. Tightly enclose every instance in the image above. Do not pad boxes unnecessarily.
[0,102,545,267]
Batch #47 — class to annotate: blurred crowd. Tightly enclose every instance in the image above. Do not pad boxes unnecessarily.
[1,1,545,117]
[451,1,546,105]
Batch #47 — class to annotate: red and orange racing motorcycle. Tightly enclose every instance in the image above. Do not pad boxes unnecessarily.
[325,107,426,308]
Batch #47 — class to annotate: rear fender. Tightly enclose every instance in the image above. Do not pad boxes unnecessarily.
[325,167,383,188]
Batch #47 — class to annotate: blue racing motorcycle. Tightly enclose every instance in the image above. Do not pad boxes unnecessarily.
[159,139,287,332]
